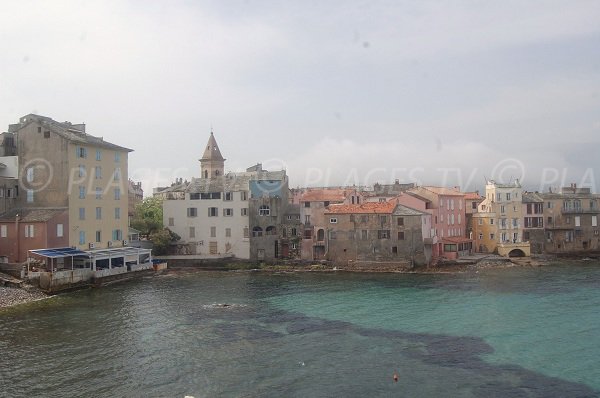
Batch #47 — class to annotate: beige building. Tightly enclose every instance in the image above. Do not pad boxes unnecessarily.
[473,180,530,257]
[11,114,131,250]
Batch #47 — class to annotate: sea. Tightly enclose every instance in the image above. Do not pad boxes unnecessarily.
[1,262,599,397]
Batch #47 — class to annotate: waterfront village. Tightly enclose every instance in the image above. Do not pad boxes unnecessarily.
[1,114,600,305]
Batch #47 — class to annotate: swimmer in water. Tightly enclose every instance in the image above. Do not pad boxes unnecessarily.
[393,371,399,382]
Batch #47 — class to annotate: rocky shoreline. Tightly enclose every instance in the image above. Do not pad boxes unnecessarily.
[0,286,49,309]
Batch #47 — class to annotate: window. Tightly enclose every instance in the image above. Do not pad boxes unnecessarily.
[114,168,121,181]
[451,199,455,210]
[96,230,102,243]
[324,201,330,207]
[478,219,483,225]
[490,218,494,225]
[26,189,34,203]
[79,165,85,178]
[79,207,85,220]
[23,225,34,238]
[500,205,505,213]
[190,193,200,200]
[208,207,218,217]
[241,208,248,216]
[547,202,554,209]
[96,149,102,161]
[224,208,233,216]
[593,216,598,227]
[79,186,86,199]
[78,147,87,158]
[512,218,518,228]
[115,207,121,219]
[329,231,337,240]
[378,198,386,203]
[378,230,390,239]
[210,227,217,237]
[96,207,102,220]
[226,228,231,237]
[360,215,368,223]
[187,208,198,217]
[243,227,249,238]
[305,215,311,224]
[26,167,34,182]
[379,215,388,224]
[458,214,461,224]
[266,226,277,235]
[490,233,495,240]
[478,233,483,240]
[114,188,121,200]
[330,218,337,224]
[189,227,196,238]
[112,229,123,241]
[241,191,248,201]
[224,192,233,201]
[575,216,581,227]
[95,187,102,199]
[115,152,120,162]
[496,193,501,201]
[259,205,270,216]
[95,166,102,179]
[1,225,7,238]
[548,216,553,225]
[252,227,263,237]
[56,224,63,237]
[168,217,174,226]
[304,202,310,208]
[397,231,405,240]
[397,217,404,226]
[79,230,85,244]
[506,193,511,200]
[451,214,455,225]
[201,192,221,200]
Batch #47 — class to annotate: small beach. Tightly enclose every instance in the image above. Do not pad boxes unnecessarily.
[0,286,48,309]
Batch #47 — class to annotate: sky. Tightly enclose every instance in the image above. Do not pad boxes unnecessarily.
[2,0,600,195]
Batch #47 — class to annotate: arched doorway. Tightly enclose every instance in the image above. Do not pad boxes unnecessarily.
[317,229,325,241]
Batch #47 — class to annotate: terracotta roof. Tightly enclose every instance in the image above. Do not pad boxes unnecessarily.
[464,192,483,200]
[442,237,473,244]
[300,189,348,202]
[326,201,396,214]
[0,208,67,222]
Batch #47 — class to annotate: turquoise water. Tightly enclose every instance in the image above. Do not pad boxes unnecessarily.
[1,264,599,397]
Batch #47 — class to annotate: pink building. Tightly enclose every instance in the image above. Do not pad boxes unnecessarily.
[407,186,470,259]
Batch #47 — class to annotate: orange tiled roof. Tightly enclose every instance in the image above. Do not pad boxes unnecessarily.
[326,201,396,214]
[442,236,473,244]
[300,189,348,202]
[464,192,483,200]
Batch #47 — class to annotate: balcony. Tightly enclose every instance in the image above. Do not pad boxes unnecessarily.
[561,208,600,214]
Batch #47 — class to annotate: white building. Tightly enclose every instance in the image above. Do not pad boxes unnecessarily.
[160,133,284,259]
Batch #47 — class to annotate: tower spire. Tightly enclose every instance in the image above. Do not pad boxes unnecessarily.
[200,130,225,179]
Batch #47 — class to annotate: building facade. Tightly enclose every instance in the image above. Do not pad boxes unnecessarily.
[324,202,428,267]
[473,180,530,257]
[540,185,600,253]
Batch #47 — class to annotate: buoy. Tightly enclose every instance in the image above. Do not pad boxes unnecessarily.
[393,372,399,382]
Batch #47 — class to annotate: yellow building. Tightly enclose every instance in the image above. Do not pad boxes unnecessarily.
[473,180,530,257]
[13,114,132,250]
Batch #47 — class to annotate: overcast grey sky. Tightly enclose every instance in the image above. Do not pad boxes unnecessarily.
[2,1,600,194]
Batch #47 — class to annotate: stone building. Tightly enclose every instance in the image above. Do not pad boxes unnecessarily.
[299,188,362,260]
[522,192,545,254]
[324,201,428,267]
[540,184,600,253]
[0,155,18,215]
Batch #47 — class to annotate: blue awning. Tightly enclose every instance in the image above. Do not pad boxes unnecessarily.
[29,247,90,258]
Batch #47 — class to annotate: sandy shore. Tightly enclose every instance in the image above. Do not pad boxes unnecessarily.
[0,286,48,309]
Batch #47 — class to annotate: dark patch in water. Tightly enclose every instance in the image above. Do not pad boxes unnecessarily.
[214,322,283,342]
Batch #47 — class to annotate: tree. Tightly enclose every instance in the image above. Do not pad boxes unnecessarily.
[131,196,163,237]
[150,228,180,255]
